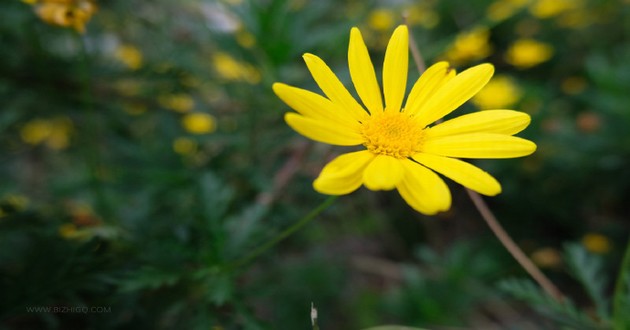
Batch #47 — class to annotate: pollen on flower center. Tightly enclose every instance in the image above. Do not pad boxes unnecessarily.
[360,111,425,159]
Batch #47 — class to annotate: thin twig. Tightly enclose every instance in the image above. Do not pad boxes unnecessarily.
[403,18,564,302]
[465,189,563,301]
[226,195,338,270]
[403,12,426,74]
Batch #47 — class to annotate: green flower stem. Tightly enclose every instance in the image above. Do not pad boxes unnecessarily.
[613,236,630,330]
[228,195,338,270]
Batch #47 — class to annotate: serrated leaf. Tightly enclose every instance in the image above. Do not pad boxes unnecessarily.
[564,243,610,322]
[118,267,181,292]
[499,278,602,329]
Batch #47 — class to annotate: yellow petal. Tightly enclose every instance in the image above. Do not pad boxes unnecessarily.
[382,25,408,113]
[314,150,375,195]
[349,27,383,114]
[427,110,531,137]
[413,153,501,196]
[302,53,368,121]
[423,133,537,158]
[273,83,360,128]
[404,61,455,116]
[416,63,494,128]
[284,113,363,146]
[362,155,404,190]
[396,160,451,215]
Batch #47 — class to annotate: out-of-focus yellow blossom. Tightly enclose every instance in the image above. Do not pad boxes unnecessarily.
[368,8,395,32]
[213,52,261,84]
[405,6,440,29]
[487,0,530,22]
[561,76,587,95]
[0,194,30,218]
[115,44,143,70]
[556,10,593,29]
[576,111,601,133]
[181,113,217,134]
[442,27,493,65]
[504,38,553,69]
[582,233,612,254]
[515,19,541,37]
[27,0,97,34]
[472,75,522,109]
[114,79,142,96]
[236,28,256,49]
[59,223,83,240]
[531,247,562,268]
[20,117,73,150]
[159,93,195,113]
[173,137,198,155]
[529,0,581,19]
[181,75,202,88]
[289,0,306,11]
[7,195,29,210]
[123,103,147,116]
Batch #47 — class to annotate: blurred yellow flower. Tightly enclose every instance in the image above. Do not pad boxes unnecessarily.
[504,38,553,69]
[582,233,611,254]
[404,6,439,29]
[367,8,395,32]
[472,75,523,109]
[213,52,261,84]
[123,103,147,115]
[529,0,580,19]
[28,0,97,34]
[115,44,143,70]
[531,247,562,268]
[20,117,73,150]
[59,223,81,240]
[7,195,29,209]
[236,29,256,49]
[159,94,195,113]
[443,27,493,65]
[181,113,217,134]
[576,111,601,133]
[173,137,198,155]
[556,10,593,29]
[114,78,142,96]
[515,19,541,37]
[487,0,530,22]
[561,76,587,95]
[0,194,30,217]
[274,26,536,215]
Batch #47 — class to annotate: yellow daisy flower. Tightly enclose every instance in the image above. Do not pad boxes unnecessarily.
[273,26,536,215]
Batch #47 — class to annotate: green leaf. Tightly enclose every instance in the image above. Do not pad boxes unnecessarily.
[613,238,630,330]
[564,243,610,322]
[499,278,602,329]
[118,267,181,292]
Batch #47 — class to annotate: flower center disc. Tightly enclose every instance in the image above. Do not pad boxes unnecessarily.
[360,111,425,159]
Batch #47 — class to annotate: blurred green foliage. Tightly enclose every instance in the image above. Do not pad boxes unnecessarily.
[1,0,630,329]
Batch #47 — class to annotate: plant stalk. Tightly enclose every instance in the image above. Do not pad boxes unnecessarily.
[228,195,338,270]
[404,19,564,302]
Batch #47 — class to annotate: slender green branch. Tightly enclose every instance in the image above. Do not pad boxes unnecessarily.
[228,196,338,270]
[613,236,630,330]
